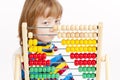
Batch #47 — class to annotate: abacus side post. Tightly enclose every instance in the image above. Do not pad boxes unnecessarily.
[14,54,21,80]
[105,55,109,80]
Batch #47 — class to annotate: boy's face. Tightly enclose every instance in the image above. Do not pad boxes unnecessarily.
[35,16,60,43]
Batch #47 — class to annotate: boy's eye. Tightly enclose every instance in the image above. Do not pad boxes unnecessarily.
[55,20,60,24]
[43,21,49,24]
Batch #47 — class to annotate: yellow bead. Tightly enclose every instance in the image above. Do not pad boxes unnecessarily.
[61,39,66,45]
[74,46,79,52]
[66,46,70,52]
[29,46,33,52]
[37,46,42,53]
[66,39,70,45]
[92,46,97,52]
[75,39,79,45]
[28,39,33,46]
[88,39,91,45]
[70,46,75,52]
[79,46,83,52]
[83,39,88,45]
[32,46,37,52]
[87,46,92,52]
[33,39,38,46]
[70,39,75,45]
[83,46,88,52]
[92,39,97,45]
[79,39,83,45]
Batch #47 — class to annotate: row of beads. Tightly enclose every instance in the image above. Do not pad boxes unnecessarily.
[74,60,96,66]
[29,60,51,66]
[53,25,98,31]
[78,66,96,72]
[58,32,98,38]
[28,46,43,53]
[82,73,96,78]
[66,46,97,52]
[62,39,97,45]
[28,39,38,46]
[30,73,60,79]
[30,66,55,73]
[70,53,97,59]
[29,53,46,60]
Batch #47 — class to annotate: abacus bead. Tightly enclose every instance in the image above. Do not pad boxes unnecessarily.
[29,61,34,66]
[62,32,66,38]
[30,67,34,72]
[39,74,42,78]
[47,74,51,79]
[84,25,88,30]
[83,46,87,52]
[74,60,79,66]
[70,53,75,59]
[91,73,96,78]
[79,25,84,30]
[86,73,91,78]
[78,67,83,72]
[91,67,96,72]
[93,32,98,38]
[46,60,51,66]
[82,67,87,72]
[33,39,38,46]
[87,67,91,72]
[83,60,87,65]
[54,46,58,51]
[66,46,70,52]
[34,67,38,72]
[29,54,34,58]
[79,46,83,52]
[33,54,37,58]
[87,53,91,58]
[91,60,96,65]
[75,32,79,38]
[58,32,61,38]
[71,32,75,38]
[92,46,97,52]
[43,73,47,79]
[87,60,91,65]
[78,60,83,65]
[55,73,60,78]
[42,53,46,59]
[79,53,83,59]
[51,66,55,72]
[42,60,46,66]
[79,40,83,44]
[88,25,93,31]
[84,32,88,38]
[38,67,42,72]
[82,73,87,78]
[51,74,55,79]
[43,67,47,72]
[91,53,97,58]
[75,39,79,45]
[28,32,33,38]
[83,39,88,45]
[37,46,42,53]
[46,66,51,72]
[66,39,70,45]
[74,53,79,59]
[93,25,98,31]
[66,25,70,30]
[37,54,41,59]
[35,74,39,79]
[70,39,75,44]
[83,53,87,58]
[62,39,66,45]
[28,39,33,46]
[79,32,84,38]
[33,46,37,52]
[30,74,34,79]
[66,32,71,38]
[92,39,97,45]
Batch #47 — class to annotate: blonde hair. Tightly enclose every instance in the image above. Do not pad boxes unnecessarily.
[18,0,63,45]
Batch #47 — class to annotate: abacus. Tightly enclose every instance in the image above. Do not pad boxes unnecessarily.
[14,22,109,80]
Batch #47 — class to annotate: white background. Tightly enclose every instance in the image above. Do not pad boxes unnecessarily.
[0,0,120,80]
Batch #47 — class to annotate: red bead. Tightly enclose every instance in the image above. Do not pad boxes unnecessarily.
[78,60,83,65]
[46,60,51,66]
[91,60,96,65]
[42,60,46,66]
[87,60,91,65]
[37,61,42,66]
[91,53,97,59]
[42,53,46,59]
[78,53,83,59]
[33,61,38,65]
[37,54,41,59]
[74,60,79,66]
[74,53,79,59]
[28,54,33,58]
[29,61,34,66]
[83,53,87,58]
[33,54,37,58]
[87,53,91,58]
[70,53,74,59]
[83,60,87,65]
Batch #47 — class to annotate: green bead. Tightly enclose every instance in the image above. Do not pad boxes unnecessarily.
[91,73,96,78]
[46,66,51,72]
[35,74,39,79]
[30,74,34,79]
[55,73,60,78]
[82,67,87,72]
[51,74,55,78]
[43,73,47,79]
[82,73,87,78]
[87,67,91,72]
[30,67,34,72]
[47,74,51,79]
[78,67,83,72]
[91,67,96,72]
[86,73,91,78]
[38,67,42,72]
[34,67,38,72]
[39,74,42,78]
[43,67,47,72]
[51,66,55,72]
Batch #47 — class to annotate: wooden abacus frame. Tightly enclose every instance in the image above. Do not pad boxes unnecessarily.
[14,22,109,80]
